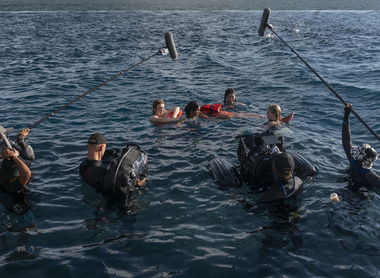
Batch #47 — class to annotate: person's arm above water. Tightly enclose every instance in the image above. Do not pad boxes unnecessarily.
[198,111,209,119]
[17,128,30,140]
[234,112,266,119]
[16,128,35,161]
[215,113,233,119]
[280,112,294,123]
[2,148,31,187]
[166,106,180,118]
[150,115,185,124]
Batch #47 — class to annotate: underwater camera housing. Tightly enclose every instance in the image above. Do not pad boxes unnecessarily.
[103,144,148,197]
[209,130,316,190]
[237,130,284,188]
[237,130,284,163]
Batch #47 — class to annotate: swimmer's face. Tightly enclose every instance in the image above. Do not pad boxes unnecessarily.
[189,107,200,118]
[266,108,276,121]
[154,103,166,117]
[225,93,235,105]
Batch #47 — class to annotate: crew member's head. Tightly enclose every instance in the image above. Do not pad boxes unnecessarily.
[272,152,295,181]
[0,125,19,179]
[0,125,14,153]
[185,101,201,118]
[152,99,165,116]
[351,143,378,169]
[267,104,281,122]
[87,133,107,160]
[224,88,236,105]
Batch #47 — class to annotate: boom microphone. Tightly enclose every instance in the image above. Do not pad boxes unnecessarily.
[258,8,271,36]
[165,32,178,60]
[258,8,380,142]
[23,33,178,133]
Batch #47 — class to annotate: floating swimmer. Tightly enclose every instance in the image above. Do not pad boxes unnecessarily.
[224,88,238,106]
[149,99,184,124]
[187,89,294,122]
[184,101,264,120]
[266,104,294,127]
[223,88,247,107]
[184,101,215,119]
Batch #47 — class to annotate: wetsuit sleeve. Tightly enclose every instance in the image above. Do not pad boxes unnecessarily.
[0,177,24,194]
[79,159,107,190]
[365,171,380,189]
[17,137,29,150]
[342,109,352,162]
[259,177,302,203]
[260,181,286,203]
[16,138,35,162]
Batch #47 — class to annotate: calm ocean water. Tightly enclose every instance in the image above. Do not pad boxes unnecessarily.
[1,7,380,278]
[2,0,380,11]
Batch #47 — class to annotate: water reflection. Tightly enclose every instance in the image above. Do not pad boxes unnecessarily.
[0,190,38,262]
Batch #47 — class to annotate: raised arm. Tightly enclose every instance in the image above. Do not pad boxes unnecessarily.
[280,112,294,123]
[2,148,31,187]
[16,128,35,161]
[342,103,353,162]
[17,128,30,140]
[166,107,180,118]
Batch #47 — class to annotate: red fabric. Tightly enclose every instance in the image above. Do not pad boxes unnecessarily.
[200,104,237,117]
[200,104,223,116]
[166,110,183,118]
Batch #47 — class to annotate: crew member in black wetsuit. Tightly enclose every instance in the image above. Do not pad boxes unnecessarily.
[79,133,108,192]
[0,148,32,194]
[342,103,380,188]
[260,151,303,203]
[79,132,147,200]
[0,125,34,194]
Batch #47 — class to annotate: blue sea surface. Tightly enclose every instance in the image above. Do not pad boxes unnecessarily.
[1,9,380,277]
